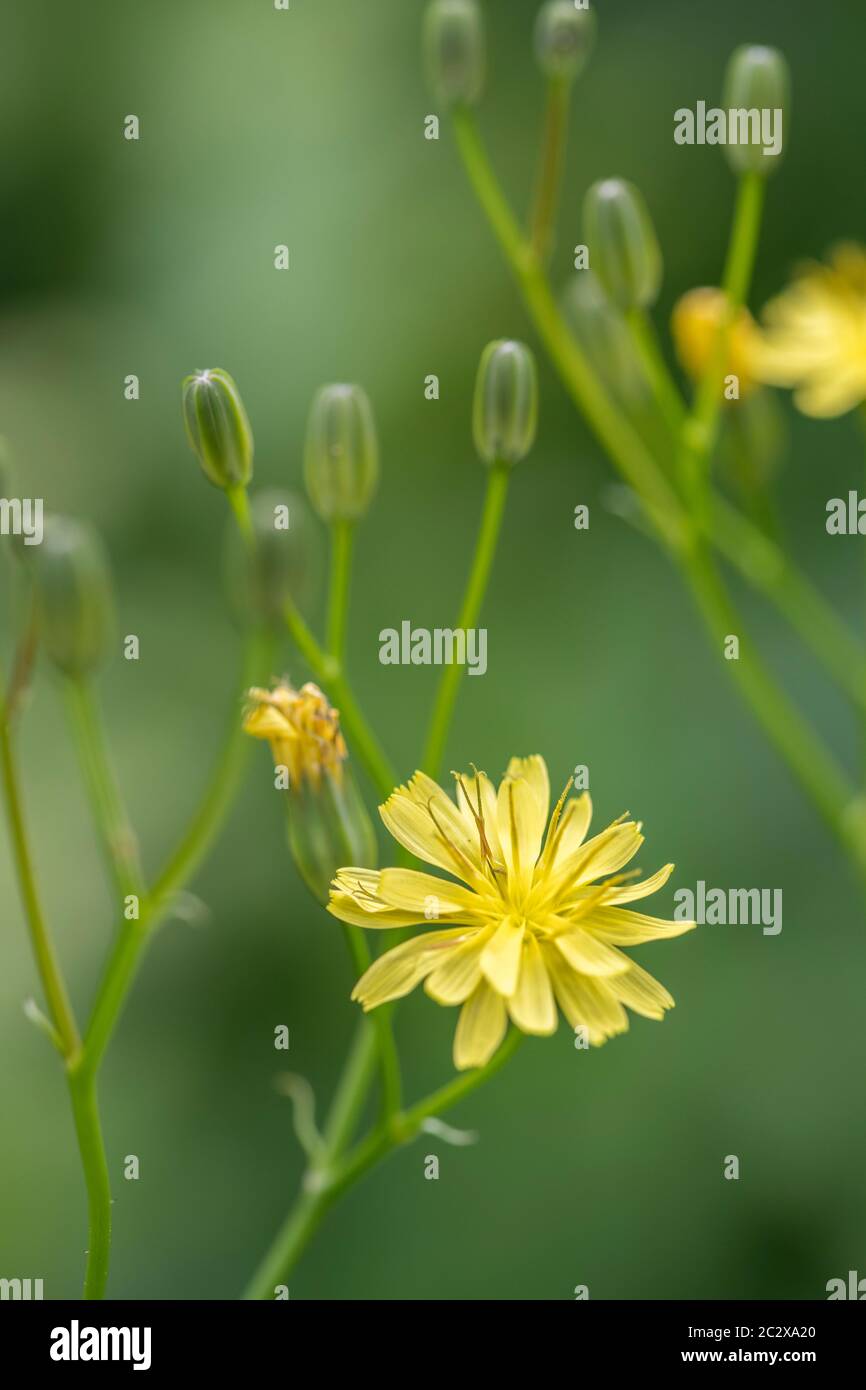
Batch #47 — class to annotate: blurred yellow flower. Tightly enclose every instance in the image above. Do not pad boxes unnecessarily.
[753,244,866,417]
[671,287,761,396]
[328,756,694,1070]
[244,680,347,789]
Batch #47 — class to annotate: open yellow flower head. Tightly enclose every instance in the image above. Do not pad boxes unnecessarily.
[671,287,761,397]
[244,680,347,790]
[751,244,866,418]
[328,756,695,1071]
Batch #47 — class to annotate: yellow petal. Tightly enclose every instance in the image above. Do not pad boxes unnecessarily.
[602,862,674,904]
[507,934,557,1035]
[549,819,644,900]
[552,927,630,977]
[497,776,544,893]
[608,961,674,1019]
[425,928,491,1004]
[505,755,550,826]
[453,981,508,1070]
[587,906,696,945]
[542,944,629,1042]
[376,867,488,919]
[351,929,472,1009]
[480,915,525,996]
[328,869,422,929]
[455,768,504,863]
[380,778,486,887]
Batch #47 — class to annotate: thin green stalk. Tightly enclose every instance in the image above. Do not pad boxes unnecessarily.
[423,461,511,777]
[529,77,571,265]
[65,678,144,904]
[78,629,273,1079]
[321,1018,379,1158]
[678,172,765,501]
[283,598,397,800]
[626,307,687,441]
[68,1071,112,1300]
[0,709,80,1059]
[339,923,401,1120]
[242,1029,523,1298]
[326,520,354,665]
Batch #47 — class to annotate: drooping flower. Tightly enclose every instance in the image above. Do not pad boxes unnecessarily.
[671,287,762,397]
[328,756,694,1070]
[752,244,866,417]
[244,681,376,902]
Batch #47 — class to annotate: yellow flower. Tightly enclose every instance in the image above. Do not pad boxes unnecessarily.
[671,287,762,396]
[753,243,866,417]
[244,680,347,789]
[328,756,695,1070]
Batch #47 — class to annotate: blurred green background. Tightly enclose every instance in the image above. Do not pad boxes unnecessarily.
[2,0,866,1301]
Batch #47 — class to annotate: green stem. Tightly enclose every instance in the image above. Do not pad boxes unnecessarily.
[626,307,687,442]
[326,520,354,665]
[678,172,765,501]
[283,598,397,799]
[242,1029,523,1298]
[321,1018,379,1158]
[0,697,80,1059]
[79,629,273,1078]
[65,678,145,904]
[529,77,571,265]
[423,462,511,777]
[340,924,402,1120]
[68,1071,112,1300]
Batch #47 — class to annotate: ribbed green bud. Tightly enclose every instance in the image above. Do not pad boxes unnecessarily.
[226,490,318,627]
[534,1,597,83]
[561,272,647,407]
[34,516,115,677]
[304,384,379,523]
[424,0,485,108]
[182,368,254,491]
[583,178,662,311]
[722,46,789,175]
[288,771,377,906]
[472,339,538,466]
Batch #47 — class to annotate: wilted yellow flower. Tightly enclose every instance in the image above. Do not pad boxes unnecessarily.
[328,756,694,1070]
[671,287,762,396]
[752,244,866,417]
[244,680,347,789]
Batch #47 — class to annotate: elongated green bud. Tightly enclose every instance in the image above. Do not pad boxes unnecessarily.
[244,682,377,904]
[584,178,662,310]
[35,516,115,677]
[288,771,377,906]
[473,339,538,466]
[304,384,379,523]
[534,1,597,82]
[182,368,254,491]
[226,489,318,627]
[561,272,647,407]
[722,46,789,175]
[424,0,485,108]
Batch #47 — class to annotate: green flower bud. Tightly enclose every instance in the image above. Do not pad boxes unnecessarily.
[226,489,319,627]
[244,681,377,905]
[304,384,379,523]
[288,770,377,906]
[722,46,789,176]
[182,368,254,491]
[424,0,485,108]
[561,271,648,407]
[472,339,539,466]
[534,1,597,83]
[583,178,662,311]
[34,516,115,677]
